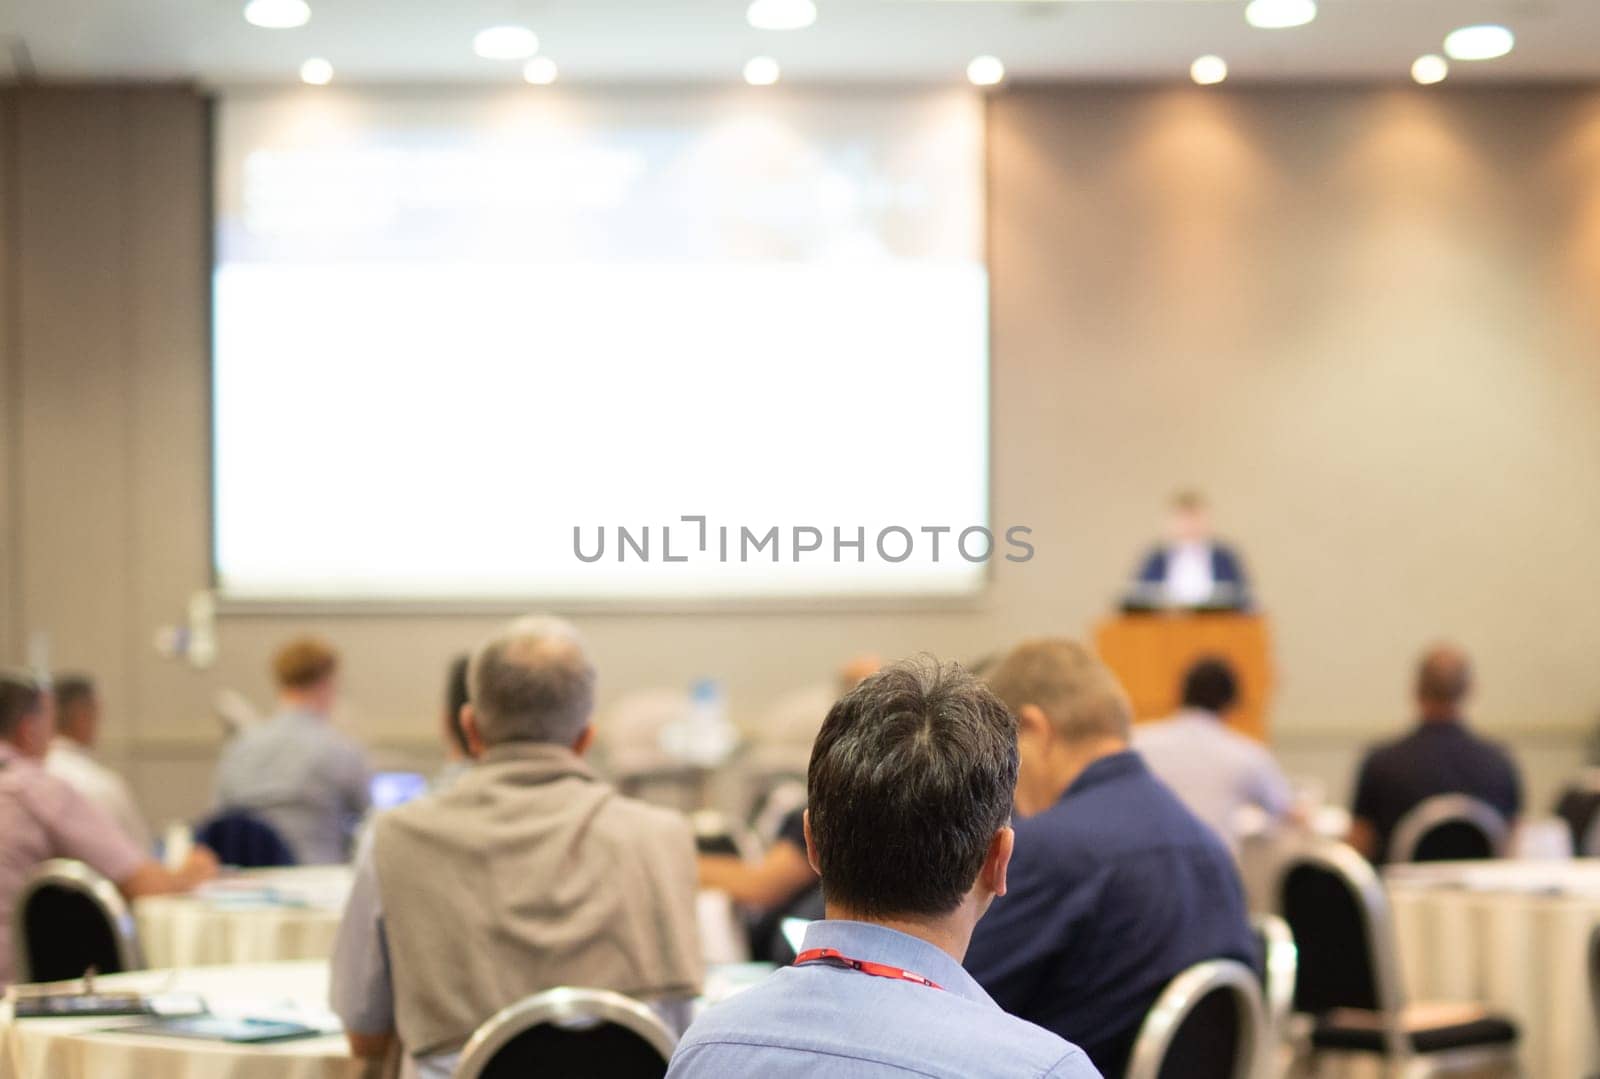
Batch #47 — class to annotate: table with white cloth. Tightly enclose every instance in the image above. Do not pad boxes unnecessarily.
[135,867,749,969]
[135,867,355,968]
[1385,859,1600,1079]
[0,961,351,1079]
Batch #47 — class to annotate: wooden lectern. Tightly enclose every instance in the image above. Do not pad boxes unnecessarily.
[1093,613,1274,742]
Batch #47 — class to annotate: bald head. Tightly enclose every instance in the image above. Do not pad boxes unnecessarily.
[1416,644,1472,719]
[469,616,596,748]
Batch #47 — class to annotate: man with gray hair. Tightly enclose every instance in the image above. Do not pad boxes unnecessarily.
[962,638,1254,1078]
[330,617,703,1079]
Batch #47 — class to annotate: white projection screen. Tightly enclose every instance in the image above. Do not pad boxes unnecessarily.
[213,88,988,601]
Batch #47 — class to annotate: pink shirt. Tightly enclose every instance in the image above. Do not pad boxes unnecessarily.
[0,742,146,986]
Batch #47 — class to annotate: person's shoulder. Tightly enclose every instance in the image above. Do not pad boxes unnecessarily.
[601,788,695,843]
[984,1008,1099,1077]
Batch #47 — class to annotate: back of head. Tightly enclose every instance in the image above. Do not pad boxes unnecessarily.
[0,671,44,741]
[1181,657,1238,716]
[273,636,339,692]
[985,638,1132,744]
[52,673,96,739]
[469,616,595,748]
[1416,643,1471,717]
[443,654,471,755]
[806,657,1017,919]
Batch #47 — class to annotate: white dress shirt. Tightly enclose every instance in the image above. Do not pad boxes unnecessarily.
[45,737,153,852]
[1164,542,1216,606]
[1133,709,1294,853]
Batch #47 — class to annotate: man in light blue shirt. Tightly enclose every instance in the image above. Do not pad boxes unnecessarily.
[213,637,370,864]
[668,659,1099,1079]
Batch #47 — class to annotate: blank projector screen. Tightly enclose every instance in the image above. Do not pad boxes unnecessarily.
[213,88,988,601]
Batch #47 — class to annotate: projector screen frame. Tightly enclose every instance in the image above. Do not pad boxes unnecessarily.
[204,86,997,614]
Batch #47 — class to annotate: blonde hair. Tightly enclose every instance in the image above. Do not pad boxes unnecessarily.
[272,636,339,690]
[984,638,1131,742]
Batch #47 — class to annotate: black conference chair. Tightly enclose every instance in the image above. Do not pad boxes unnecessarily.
[1252,911,1298,1069]
[1123,958,1264,1079]
[1387,795,1509,864]
[1276,839,1517,1076]
[195,809,297,868]
[13,859,144,984]
[451,987,677,1079]
[1556,780,1600,856]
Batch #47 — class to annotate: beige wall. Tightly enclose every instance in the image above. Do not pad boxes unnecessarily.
[2,84,1599,827]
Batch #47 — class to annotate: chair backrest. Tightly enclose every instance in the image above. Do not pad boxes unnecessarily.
[452,987,677,1079]
[748,777,808,846]
[1387,794,1508,864]
[691,810,762,862]
[1251,912,1298,1054]
[1123,959,1265,1079]
[196,809,297,868]
[1274,840,1410,1056]
[13,859,144,984]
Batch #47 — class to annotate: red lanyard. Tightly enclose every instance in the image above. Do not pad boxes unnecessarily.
[793,947,945,991]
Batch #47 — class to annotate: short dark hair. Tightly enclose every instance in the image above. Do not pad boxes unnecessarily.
[1181,657,1238,714]
[53,673,96,719]
[806,657,1018,919]
[444,654,471,756]
[0,672,44,739]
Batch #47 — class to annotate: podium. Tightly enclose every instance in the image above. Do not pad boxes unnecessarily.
[1093,613,1274,742]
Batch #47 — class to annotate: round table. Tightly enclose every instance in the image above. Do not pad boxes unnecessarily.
[134,868,354,969]
[1385,859,1600,1079]
[0,961,348,1079]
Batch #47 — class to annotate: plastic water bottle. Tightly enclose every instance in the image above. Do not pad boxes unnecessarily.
[683,678,737,767]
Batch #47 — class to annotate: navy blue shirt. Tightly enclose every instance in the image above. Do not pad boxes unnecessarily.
[964,751,1255,1078]
[1351,720,1522,864]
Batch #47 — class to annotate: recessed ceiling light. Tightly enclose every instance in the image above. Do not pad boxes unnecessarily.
[744,56,781,86]
[474,25,540,60]
[299,57,333,85]
[1443,24,1514,61]
[524,57,559,85]
[967,56,1005,87]
[1244,0,1316,30]
[1190,55,1228,86]
[243,0,310,29]
[747,0,817,31]
[1411,54,1449,85]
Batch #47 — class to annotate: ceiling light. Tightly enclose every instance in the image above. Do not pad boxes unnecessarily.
[299,57,333,85]
[1190,55,1228,86]
[1411,54,1448,85]
[747,0,817,31]
[967,55,1006,87]
[474,26,540,60]
[524,57,559,85]
[1244,0,1316,30]
[243,0,310,29]
[1443,24,1514,61]
[744,56,781,86]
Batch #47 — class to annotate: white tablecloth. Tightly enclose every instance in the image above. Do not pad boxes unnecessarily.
[0,961,350,1079]
[1386,859,1600,1079]
[135,868,354,969]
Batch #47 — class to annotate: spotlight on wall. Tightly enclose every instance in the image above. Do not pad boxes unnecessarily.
[1443,24,1514,61]
[474,25,540,60]
[966,55,1006,87]
[1190,55,1228,85]
[1411,54,1449,85]
[747,0,817,31]
[244,0,310,29]
[744,56,781,86]
[299,57,333,85]
[523,57,559,85]
[1244,0,1316,30]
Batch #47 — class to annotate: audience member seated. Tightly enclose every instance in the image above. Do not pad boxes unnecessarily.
[213,637,371,865]
[45,673,152,850]
[0,672,216,988]
[964,639,1255,1079]
[330,616,703,1078]
[1346,643,1522,863]
[668,659,1099,1079]
[434,653,474,790]
[1133,657,1294,852]
[698,806,819,962]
